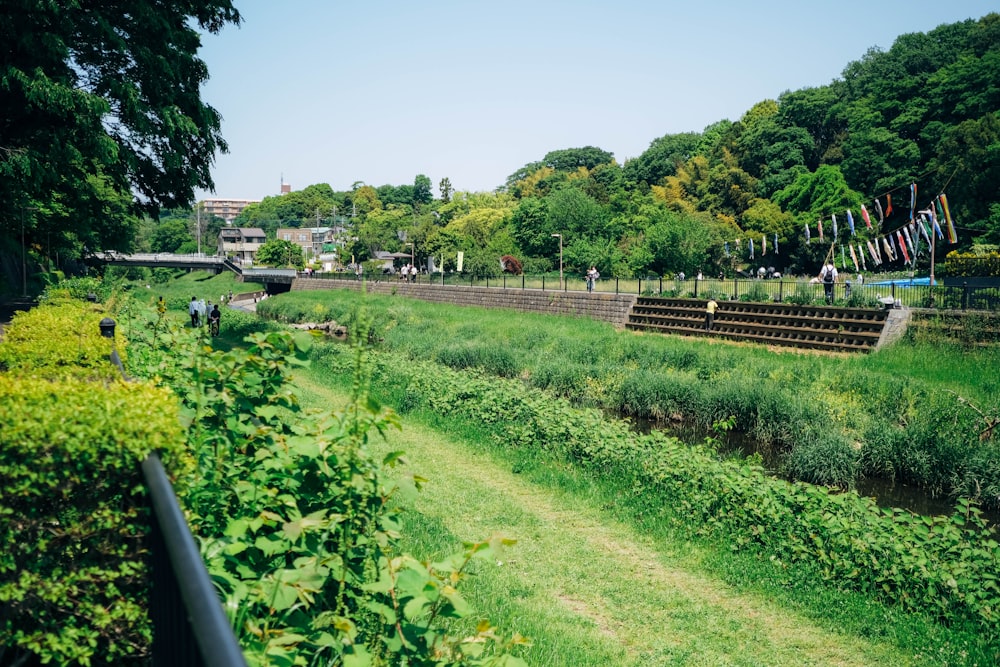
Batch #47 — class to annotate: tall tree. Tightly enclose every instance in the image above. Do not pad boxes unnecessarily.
[624,132,701,186]
[413,174,433,206]
[254,238,304,269]
[542,146,615,172]
[438,177,453,203]
[0,0,241,257]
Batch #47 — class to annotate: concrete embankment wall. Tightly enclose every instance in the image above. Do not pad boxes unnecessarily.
[291,278,637,325]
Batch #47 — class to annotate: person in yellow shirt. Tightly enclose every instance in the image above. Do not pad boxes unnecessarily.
[705,298,719,332]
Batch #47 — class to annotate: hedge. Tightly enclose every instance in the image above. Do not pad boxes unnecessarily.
[0,293,189,666]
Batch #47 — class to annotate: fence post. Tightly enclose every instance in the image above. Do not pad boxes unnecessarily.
[963,282,970,310]
[659,277,662,294]
[694,277,699,299]
[542,275,545,291]
[733,278,738,300]
[778,280,784,302]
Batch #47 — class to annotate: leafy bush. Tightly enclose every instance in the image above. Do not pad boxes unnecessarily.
[0,300,123,378]
[783,432,858,488]
[38,275,109,303]
[938,251,1000,278]
[739,282,771,303]
[0,376,187,666]
[783,280,820,306]
[120,305,525,665]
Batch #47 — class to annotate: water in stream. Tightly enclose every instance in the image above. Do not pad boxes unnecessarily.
[634,417,997,523]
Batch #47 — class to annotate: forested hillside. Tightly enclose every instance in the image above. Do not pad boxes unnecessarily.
[4,11,998,289]
[221,14,999,280]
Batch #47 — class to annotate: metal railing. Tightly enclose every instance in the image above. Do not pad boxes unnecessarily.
[301,271,1000,311]
[99,317,246,666]
[143,453,248,667]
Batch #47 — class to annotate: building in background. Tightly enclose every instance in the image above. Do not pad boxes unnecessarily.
[218,227,266,264]
[275,226,346,271]
[199,198,260,225]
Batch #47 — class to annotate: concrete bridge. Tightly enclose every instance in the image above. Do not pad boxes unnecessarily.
[90,252,297,293]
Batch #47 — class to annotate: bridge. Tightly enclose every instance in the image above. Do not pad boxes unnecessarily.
[89,252,297,291]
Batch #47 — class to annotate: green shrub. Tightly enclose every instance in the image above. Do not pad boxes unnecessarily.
[739,282,771,303]
[0,300,123,378]
[784,281,819,306]
[0,376,187,666]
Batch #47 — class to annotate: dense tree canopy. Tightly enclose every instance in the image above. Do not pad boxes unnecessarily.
[0,0,241,264]
[7,11,999,286]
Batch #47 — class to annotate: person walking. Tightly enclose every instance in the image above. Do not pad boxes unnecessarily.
[585,266,599,293]
[705,297,719,332]
[820,261,838,304]
[188,296,199,327]
[208,303,221,335]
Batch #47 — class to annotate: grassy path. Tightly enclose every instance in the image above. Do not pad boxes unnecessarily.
[294,369,923,666]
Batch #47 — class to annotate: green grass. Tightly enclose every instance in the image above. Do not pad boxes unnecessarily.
[260,288,1000,506]
[292,361,992,666]
[115,268,260,313]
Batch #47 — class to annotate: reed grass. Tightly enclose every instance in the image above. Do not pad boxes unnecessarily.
[260,289,1000,506]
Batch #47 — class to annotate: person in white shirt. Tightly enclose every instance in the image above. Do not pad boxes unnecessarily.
[820,262,838,304]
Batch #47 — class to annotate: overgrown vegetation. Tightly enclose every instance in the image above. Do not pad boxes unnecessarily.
[258,290,1000,508]
[307,340,1000,659]
[1,286,526,666]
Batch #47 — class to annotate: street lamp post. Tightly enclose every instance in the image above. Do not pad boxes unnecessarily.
[551,233,563,290]
[21,206,28,297]
[195,201,202,256]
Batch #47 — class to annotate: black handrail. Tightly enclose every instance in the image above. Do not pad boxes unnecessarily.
[143,453,248,667]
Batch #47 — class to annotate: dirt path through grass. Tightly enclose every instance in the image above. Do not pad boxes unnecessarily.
[295,371,918,666]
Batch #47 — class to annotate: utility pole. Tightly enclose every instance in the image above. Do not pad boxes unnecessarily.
[195,201,202,255]
[21,205,28,297]
[551,233,563,289]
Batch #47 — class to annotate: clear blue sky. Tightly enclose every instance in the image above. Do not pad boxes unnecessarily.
[195,0,996,201]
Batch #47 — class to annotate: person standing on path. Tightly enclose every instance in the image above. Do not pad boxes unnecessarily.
[586,266,599,293]
[820,261,838,304]
[189,296,199,327]
[705,297,719,332]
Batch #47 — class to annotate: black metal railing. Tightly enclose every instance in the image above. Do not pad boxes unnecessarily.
[300,271,1000,311]
[143,453,248,667]
[99,317,246,666]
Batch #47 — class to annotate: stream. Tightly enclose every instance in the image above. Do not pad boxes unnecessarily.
[636,418,997,523]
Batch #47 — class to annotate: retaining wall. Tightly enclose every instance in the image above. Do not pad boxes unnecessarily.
[292,278,637,324]
[627,297,890,353]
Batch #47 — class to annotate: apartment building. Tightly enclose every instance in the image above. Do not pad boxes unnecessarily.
[199,198,260,225]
